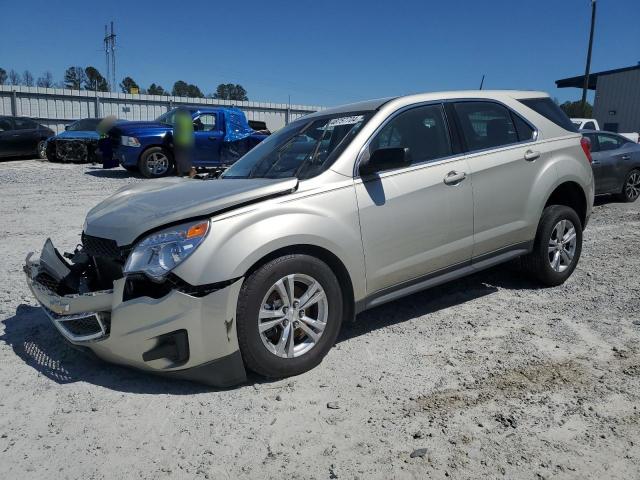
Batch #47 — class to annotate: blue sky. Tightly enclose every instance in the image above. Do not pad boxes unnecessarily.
[1,0,638,107]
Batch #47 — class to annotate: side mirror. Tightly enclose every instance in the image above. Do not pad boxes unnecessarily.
[359,147,411,176]
[64,125,70,131]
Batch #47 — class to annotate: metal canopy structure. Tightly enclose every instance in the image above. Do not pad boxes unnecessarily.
[556,64,640,90]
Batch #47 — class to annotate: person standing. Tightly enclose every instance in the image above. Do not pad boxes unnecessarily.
[96,115,118,169]
[174,108,196,177]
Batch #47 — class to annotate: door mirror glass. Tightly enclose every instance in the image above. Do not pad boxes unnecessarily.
[360,147,411,175]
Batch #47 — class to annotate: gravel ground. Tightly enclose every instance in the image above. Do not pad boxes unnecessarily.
[1,159,639,480]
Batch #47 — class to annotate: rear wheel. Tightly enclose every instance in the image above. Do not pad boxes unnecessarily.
[521,205,582,286]
[617,169,640,203]
[138,147,174,178]
[236,254,344,378]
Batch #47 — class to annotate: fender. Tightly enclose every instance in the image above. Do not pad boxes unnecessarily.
[172,177,368,302]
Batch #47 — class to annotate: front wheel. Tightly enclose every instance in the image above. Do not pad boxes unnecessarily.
[37,140,47,159]
[617,169,640,203]
[138,147,174,178]
[521,205,582,286]
[236,254,344,378]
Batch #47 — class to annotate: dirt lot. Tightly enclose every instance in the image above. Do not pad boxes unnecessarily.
[1,159,639,479]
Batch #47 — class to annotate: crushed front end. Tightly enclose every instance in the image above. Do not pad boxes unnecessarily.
[24,236,246,387]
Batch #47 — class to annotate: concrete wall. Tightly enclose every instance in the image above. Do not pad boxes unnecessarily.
[0,85,322,134]
[593,69,640,133]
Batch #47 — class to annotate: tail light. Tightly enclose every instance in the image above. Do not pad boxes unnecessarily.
[580,136,592,164]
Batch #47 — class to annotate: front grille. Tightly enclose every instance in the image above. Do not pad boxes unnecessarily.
[63,316,103,337]
[82,233,123,260]
[43,308,109,342]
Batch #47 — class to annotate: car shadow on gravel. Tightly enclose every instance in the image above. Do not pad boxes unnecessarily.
[0,304,209,394]
[84,167,140,179]
[339,263,540,342]
[1,265,538,393]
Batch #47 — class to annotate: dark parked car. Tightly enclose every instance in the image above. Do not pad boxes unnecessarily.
[583,130,640,202]
[46,118,103,163]
[0,116,54,159]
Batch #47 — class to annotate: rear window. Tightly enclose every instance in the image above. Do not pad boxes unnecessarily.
[519,98,578,133]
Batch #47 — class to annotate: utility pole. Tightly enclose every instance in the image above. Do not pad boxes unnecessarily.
[104,22,116,92]
[581,0,596,117]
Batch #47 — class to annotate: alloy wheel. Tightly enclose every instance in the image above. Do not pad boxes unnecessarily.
[548,219,577,273]
[146,152,169,176]
[258,273,328,358]
[37,141,47,159]
[625,171,640,201]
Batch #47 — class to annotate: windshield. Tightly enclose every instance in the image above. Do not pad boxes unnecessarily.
[156,109,192,125]
[68,118,102,131]
[222,112,372,180]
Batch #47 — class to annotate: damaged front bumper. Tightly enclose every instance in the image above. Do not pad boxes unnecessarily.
[24,240,247,387]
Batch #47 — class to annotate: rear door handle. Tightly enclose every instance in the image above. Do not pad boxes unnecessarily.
[621,154,631,160]
[524,150,540,161]
[443,171,466,185]
[208,136,218,141]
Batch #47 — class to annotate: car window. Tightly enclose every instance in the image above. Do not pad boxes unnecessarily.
[512,113,535,141]
[194,114,216,132]
[583,121,596,130]
[584,133,599,152]
[370,104,452,164]
[454,102,518,151]
[597,133,623,151]
[14,118,38,130]
[68,118,102,131]
[0,117,13,132]
[519,97,578,132]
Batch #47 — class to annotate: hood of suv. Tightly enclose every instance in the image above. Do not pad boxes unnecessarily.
[54,130,101,141]
[84,177,298,246]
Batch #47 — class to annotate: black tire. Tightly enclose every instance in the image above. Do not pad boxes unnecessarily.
[521,205,583,286]
[36,140,47,160]
[236,254,344,378]
[616,169,640,203]
[138,146,174,178]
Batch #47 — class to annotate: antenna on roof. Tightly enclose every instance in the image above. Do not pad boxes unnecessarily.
[479,75,485,90]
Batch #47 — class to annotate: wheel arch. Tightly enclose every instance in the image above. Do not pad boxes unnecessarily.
[543,181,588,229]
[243,244,356,323]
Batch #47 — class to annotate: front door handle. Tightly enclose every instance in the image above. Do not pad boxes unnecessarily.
[621,154,631,160]
[208,136,218,141]
[592,160,601,165]
[524,150,540,161]
[443,171,466,185]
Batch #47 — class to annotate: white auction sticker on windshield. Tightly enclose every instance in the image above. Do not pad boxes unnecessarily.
[327,115,364,127]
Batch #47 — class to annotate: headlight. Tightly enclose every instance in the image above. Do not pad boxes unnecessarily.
[124,220,209,280]
[121,136,141,147]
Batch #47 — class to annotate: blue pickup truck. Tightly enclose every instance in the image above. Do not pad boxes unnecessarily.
[110,107,269,178]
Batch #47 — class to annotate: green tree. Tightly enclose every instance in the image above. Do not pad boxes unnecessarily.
[560,100,593,118]
[36,71,54,88]
[120,76,140,93]
[63,66,86,90]
[147,83,165,95]
[171,80,189,96]
[213,83,248,101]
[84,66,108,91]
[8,69,21,85]
[186,83,203,98]
[0,68,7,85]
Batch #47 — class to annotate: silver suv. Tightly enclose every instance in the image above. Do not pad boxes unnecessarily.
[25,91,594,386]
